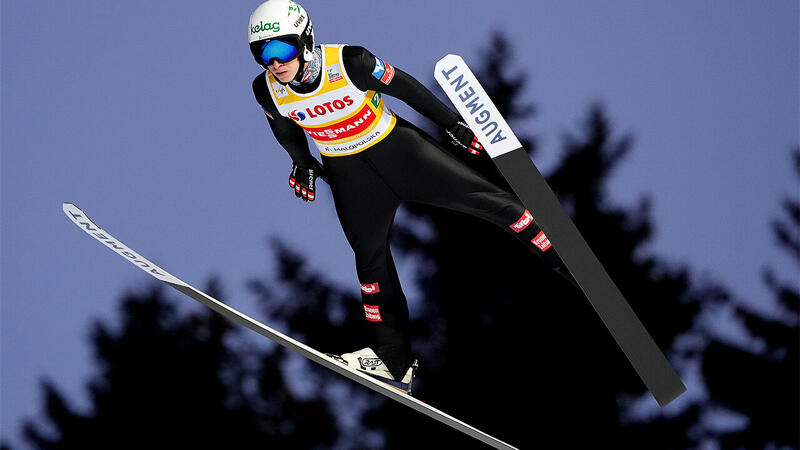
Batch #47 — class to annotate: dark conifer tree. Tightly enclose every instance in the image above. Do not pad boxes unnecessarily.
[700,148,799,449]
[20,281,338,449]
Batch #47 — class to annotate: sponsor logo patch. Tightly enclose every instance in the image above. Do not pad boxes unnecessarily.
[272,82,289,99]
[326,64,343,83]
[322,127,385,154]
[250,21,280,35]
[364,304,382,322]
[380,64,395,85]
[303,104,377,142]
[372,58,386,77]
[288,95,355,122]
[359,357,383,369]
[371,57,395,85]
[510,210,533,233]
[532,231,552,251]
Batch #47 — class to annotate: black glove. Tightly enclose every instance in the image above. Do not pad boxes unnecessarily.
[288,160,325,202]
[446,119,484,155]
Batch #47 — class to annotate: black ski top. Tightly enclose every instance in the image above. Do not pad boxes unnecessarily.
[252,45,458,167]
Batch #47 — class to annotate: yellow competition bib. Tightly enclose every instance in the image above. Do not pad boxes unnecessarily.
[267,44,396,157]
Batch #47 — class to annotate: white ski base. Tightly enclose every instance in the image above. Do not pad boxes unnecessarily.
[62,202,517,450]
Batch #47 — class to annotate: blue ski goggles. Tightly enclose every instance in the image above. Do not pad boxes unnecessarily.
[259,38,300,66]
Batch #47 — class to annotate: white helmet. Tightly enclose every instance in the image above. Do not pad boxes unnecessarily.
[248,0,314,68]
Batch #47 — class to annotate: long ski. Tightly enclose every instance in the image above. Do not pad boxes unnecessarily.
[434,54,686,407]
[62,202,517,450]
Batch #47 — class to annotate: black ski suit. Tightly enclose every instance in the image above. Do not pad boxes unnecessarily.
[253,45,568,380]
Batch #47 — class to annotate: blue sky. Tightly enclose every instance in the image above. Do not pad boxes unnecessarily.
[2,1,797,446]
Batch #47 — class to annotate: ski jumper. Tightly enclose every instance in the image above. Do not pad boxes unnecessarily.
[253,45,567,380]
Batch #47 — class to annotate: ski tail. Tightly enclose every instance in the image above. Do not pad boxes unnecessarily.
[434,55,686,408]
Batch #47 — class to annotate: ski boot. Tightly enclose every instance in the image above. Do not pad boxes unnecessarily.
[327,348,418,394]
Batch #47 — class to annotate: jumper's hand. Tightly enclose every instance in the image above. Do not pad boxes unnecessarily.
[446,119,484,155]
[289,161,325,202]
